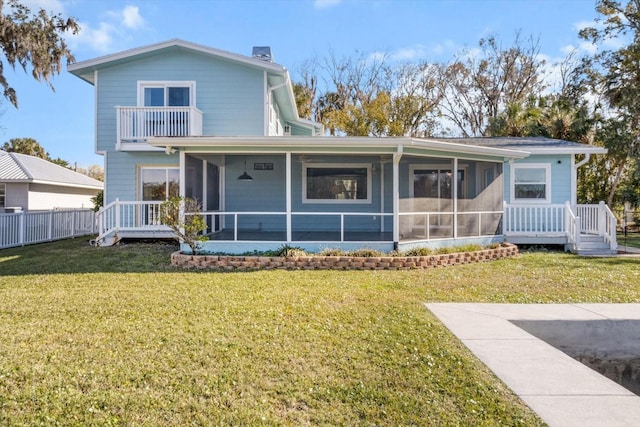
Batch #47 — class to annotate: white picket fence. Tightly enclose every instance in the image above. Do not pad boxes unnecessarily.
[0,209,97,250]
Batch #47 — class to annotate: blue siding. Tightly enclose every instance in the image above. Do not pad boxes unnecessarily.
[97,48,268,202]
[225,154,286,231]
[105,151,178,204]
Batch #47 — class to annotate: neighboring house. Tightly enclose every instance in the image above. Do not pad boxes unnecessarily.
[0,150,103,212]
[68,39,615,255]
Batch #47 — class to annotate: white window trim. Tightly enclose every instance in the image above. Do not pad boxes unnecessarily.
[0,183,5,208]
[138,165,180,201]
[137,81,196,107]
[409,163,467,199]
[302,162,372,204]
[510,163,551,203]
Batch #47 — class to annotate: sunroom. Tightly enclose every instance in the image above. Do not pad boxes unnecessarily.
[144,136,527,254]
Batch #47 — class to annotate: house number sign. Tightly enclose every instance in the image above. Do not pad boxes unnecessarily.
[253,163,274,170]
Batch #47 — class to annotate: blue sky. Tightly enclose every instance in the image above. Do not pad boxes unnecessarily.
[1,0,601,168]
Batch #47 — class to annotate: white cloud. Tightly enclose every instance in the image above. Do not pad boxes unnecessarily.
[69,21,116,53]
[70,4,146,53]
[574,19,598,32]
[122,5,145,29]
[314,0,342,9]
[391,45,427,61]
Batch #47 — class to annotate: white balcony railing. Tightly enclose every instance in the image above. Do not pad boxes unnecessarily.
[116,106,203,146]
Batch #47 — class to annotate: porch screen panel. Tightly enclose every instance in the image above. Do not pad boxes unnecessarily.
[457,161,503,237]
[185,155,203,203]
[401,159,454,241]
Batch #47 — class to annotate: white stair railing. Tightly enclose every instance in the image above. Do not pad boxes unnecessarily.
[95,199,171,242]
[598,201,618,251]
[565,201,580,253]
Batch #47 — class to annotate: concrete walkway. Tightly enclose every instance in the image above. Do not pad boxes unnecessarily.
[426,303,640,427]
[617,244,640,255]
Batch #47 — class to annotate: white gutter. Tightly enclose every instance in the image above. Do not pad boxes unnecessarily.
[147,136,530,159]
[575,153,591,168]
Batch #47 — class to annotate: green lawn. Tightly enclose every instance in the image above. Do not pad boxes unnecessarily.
[618,231,640,249]
[1,239,639,425]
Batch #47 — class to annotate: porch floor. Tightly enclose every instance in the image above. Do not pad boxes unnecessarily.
[207,229,394,242]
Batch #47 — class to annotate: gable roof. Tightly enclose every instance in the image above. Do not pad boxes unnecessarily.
[0,150,103,190]
[436,136,607,155]
[68,38,289,85]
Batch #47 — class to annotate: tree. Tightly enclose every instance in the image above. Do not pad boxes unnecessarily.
[2,137,48,158]
[300,51,443,137]
[160,197,208,254]
[440,34,546,137]
[0,0,79,107]
[77,164,104,181]
[579,0,640,206]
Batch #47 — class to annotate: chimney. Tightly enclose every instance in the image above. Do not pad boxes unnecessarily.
[252,46,273,62]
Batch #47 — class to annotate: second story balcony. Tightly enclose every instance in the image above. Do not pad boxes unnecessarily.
[116,106,203,148]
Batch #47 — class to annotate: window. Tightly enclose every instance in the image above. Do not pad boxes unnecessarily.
[0,183,5,208]
[303,163,371,203]
[511,164,550,202]
[139,167,179,201]
[138,81,195,107]
[410,164,465,202]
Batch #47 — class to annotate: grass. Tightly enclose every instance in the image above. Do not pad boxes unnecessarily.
[618,231,640,249]
[1,240,639,425]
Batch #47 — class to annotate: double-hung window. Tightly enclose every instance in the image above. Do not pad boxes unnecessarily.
[0,183,5,208]
[303,163,371,203]
[511,164,550,202]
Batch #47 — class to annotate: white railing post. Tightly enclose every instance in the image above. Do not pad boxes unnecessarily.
[610,213,618,250]
[234,214,238,241]
[115,198,121,233]
[48,210,53,241]
[340,214,344,242]
[18,211,25,246]
[598,201,606,237]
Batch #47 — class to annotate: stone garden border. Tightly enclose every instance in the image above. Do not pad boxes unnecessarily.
[171,243,519,271]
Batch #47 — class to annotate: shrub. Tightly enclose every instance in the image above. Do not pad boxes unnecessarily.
[402,247,432,257]
[160,197,208,255]
[317,248,345,256]
[276,244,307,257]
[346,248,385,257]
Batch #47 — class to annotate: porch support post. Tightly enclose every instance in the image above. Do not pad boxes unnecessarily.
[392,145,403,249]
[179,150,186,198]
[286,152,292,243]
[453,157,458,239]
[380,159,385,232]
[179,150,186,242]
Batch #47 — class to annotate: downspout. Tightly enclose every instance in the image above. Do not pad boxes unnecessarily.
[267,79,289,136]
[572,153,591,208]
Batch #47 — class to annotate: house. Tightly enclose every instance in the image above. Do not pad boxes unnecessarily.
[68,39,615,255]
[0,150,103,212]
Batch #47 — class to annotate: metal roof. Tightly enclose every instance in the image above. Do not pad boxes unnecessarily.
[435,136,608,155]
[148,136,530,160]
[0,150,103,190]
